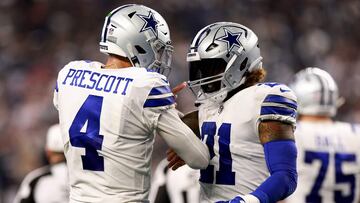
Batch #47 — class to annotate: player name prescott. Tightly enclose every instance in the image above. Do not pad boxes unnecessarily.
[61,68,133,95]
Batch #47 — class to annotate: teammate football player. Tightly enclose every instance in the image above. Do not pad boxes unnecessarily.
[53,4,209,202]
[14,124,69,203]
[168,22,298,203]
[284,67,360,203]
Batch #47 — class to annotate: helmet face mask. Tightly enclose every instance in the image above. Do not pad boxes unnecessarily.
[146,38,173,76]
[99,4,173,76]
[289,67,339,117]
[187,22,262,103]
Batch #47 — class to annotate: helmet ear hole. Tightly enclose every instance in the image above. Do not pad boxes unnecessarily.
[135,45,146,54]
[205,43,219,52]
[240,57,248,71]
[128,11,136,18]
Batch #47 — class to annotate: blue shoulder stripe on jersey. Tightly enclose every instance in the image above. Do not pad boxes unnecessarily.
[144,96,175,108]
[149,86,171,96]
[161,78,169,84]
[258,82,281,87]
[263,94,297,109]
[261,106,297,118]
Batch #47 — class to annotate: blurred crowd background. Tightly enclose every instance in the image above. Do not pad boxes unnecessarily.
[0,0,359,202]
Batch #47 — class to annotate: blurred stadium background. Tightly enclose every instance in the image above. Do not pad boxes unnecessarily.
[0,0,359,202]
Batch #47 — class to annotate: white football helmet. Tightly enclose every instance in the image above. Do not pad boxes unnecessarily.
[289,67,339,117]
[187,22,262,103]
[100,4,173,76]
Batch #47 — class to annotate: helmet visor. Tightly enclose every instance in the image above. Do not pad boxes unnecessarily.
[188,58,226,93]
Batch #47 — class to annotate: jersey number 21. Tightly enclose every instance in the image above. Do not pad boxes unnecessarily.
[200,122,235,185]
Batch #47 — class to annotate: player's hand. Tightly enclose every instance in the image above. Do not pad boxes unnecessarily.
[171,82,187,95]
[215,196,246,203]
[166,148,185,170]
[215,195,260,203]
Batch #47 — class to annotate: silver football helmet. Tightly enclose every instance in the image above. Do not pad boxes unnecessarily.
[289,67,339,117]
[100,4,173,76]
[187,22,262,103]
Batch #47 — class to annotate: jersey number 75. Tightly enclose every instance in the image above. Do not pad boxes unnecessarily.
[304,151,356,202]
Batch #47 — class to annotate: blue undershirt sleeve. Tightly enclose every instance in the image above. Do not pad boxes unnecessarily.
[251,140,298,203]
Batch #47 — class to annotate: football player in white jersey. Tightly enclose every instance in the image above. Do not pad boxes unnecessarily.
[168,22,298,203]
[283,67,360,203]
[53,4,210,203]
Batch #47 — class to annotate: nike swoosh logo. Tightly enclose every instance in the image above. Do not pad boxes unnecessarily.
[280,87,290,92]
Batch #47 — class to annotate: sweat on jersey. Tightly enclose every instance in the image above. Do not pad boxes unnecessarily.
[53,60,209,203]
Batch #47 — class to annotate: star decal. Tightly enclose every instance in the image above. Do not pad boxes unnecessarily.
[137,11,159,37]
[216,28,242,52]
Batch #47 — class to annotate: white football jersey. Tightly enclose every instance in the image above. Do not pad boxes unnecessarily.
[54,60,209,203]
[285,121,360,203]
[197,83,297,202]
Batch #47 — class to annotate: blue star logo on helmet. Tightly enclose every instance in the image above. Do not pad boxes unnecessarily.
[216,28,242,52]
[137,11,159,37]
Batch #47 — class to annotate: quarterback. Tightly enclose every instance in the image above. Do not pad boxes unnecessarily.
[284,68,360,203]
[53,4,209,203]
[169,22,298,203]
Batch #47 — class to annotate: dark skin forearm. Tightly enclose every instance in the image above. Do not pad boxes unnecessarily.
[181,110,200,138]
[258,121,295,144]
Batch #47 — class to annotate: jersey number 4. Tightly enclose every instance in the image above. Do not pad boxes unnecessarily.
[305,151,356,202]
[69,95,104,171]
[200,122,235,185]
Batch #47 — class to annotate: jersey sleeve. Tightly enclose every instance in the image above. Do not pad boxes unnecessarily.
[143,76,175,111]
[140,75,209,169]
[156,108,210,169]
[256,83,297,126]
[53,61,74,110]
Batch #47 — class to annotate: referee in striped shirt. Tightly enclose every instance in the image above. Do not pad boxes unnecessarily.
[14,124,69,203]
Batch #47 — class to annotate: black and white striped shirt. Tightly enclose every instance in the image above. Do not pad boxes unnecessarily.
[14,162,68,203]
[150,159,200,203]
